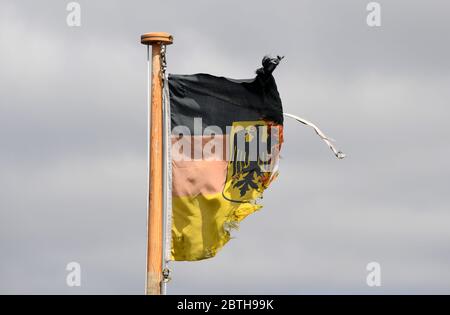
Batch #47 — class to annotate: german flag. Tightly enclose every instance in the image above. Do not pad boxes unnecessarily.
[169,56,284,261]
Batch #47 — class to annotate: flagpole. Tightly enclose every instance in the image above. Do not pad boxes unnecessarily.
[141,32,173,295]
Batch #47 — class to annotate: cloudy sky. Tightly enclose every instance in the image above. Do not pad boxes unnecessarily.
[1,0,449,294]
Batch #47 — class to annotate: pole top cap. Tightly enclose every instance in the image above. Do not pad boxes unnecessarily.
[141,32,173,45]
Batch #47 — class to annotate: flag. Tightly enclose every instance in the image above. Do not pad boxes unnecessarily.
[168,56,284,261]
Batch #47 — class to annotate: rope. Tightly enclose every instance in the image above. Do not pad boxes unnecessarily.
[161,44,173,293]
[144,45,150,294]
[283,113,346,159]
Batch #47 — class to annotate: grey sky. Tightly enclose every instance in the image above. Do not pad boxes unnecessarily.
[1,0,449,294]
